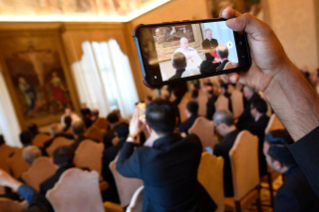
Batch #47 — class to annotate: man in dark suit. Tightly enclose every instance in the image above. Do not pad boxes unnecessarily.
[101,123,129,203]
[202,28,219,62]
[220,83,233,112]
[213,110,239,197]
[103,112,120,149]
[169,52,187,81]
[236,86,260,130]
[216,45,230,72]
[40,145,74,196]
[248,98,270,177]
[263,130,319,211]
[70,120,99,151]
[179,101,199,135]
[206,84,218,120]
[116,100,216,212]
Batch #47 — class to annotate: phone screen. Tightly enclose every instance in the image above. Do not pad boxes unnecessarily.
[137,20,246,86]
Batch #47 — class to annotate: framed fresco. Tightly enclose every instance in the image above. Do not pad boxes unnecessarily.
[0,30,80,128]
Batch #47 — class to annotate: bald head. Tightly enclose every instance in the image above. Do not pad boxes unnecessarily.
[180,37,189,51]
[72,120,86,136]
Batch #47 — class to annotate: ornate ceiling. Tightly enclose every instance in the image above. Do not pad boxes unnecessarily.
[0,0,171,22]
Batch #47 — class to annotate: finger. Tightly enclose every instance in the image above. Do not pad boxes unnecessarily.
[223,73,239,84]
[219,6,242,18]
[132,109,139,122]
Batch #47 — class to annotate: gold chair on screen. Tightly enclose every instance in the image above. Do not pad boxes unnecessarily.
[225,131,261,212]
[21,157,56,191]
[198,152,225,212]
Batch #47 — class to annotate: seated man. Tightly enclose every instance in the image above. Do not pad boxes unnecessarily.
[169,52,187,81]
[40,145,74,196]
[103,112,120,149]
[22,146,42,167]
[28,123,49,138]
[43,124,74,154]
[61,108,81,127]
[179,101,199,135]
[263,130,319,211]
[116,99,216,212]
[236,86,260,130]
[206,84,218,120]
[80,103,92,119]
[101,122,129,203]
[19,131,33,147]
[216,45,231,72]
[213,110,239,197]
[70,120,99,151]
[248,98,270,177]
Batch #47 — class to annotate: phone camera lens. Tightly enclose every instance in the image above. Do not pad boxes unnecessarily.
[239,42,243,45]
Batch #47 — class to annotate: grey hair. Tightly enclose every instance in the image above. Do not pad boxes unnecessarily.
[205,28,212,32]
[213,110,234,126]
[22,145,42,166]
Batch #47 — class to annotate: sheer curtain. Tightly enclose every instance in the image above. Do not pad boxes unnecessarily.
[0,71,22,147]
[72,40,139,118]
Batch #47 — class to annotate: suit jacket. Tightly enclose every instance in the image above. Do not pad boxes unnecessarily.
[214,130,239,197]
[42,134,74,156]
[206,95,218,120]
[202,39,218,62]
[70,135,99,151]
[287,125,319,197]
[236,92,260,131]
[116,134,216,212]
[248,115,270,176]
[179,114,198,134]
[223,92,233,112]
[274,166,319,212]
[169,69,185,81]
[40,164,74,196]
[103,129,116,149]
[216,60,229,72]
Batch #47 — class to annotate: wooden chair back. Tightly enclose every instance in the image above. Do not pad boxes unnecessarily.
[0,144,18,173]
[197,89,208,117]
[126,186,144,212]
[21,157,56,191]
[0,198,28,212]
[230,90,244,118]
[74,140,104,174]
[188,117,215,150]
[109,160,143,208]
[6,149,29,178]
[85,126,104,143]
[215,95,230,112]
[32,134,52,147]
[46,168,104,212]
[93,118,109,131]
[265,114,285,134]
[46,137,74,157]
[0,186,5,195]
[178,92,192,123]
[229,131,259,201]
[198,152,224,212]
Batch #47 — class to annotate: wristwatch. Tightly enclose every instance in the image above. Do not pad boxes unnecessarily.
[127,134,137,142]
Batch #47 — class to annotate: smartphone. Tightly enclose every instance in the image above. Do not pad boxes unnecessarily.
[133,18,251,88]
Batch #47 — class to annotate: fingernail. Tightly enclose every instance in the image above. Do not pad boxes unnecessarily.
[230,75,237,83]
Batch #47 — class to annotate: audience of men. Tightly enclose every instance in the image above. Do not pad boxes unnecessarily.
[70,120,99,151]
[101,122,129,203]
[117,99,216,211]
[61,108,81,127]
[206,84,218,120]
[179,101,199,135]
[169,52,187,81]
[40,145,75,196]
[202,28,219,62]
[213,110,239,197]
[216,45,230,71]
[236,86,260,130]
[263,130,319,211]
[28,123,49,138]
[19,131,33,147]
[248,98,270,176]
[22,146,42,167]
[103,112,120,149]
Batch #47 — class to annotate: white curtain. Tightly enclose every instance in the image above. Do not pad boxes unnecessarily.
[0,71,22,147]
[71,40,138,119]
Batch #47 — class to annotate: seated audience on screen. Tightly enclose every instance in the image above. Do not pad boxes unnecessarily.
[169,52,187,81]
[213,110,239,197]
[179,101,199,135]
[116,99,216,211]
[216,45,230,72]
[263,130,319,211]
[70,120,99,151]
[22,145,42,167]
[206,84,218,120]
[101,122,129,203]
[236,86,260,130]
[103,112,120,149]
[40,145,75,196]
[248,98,270,177]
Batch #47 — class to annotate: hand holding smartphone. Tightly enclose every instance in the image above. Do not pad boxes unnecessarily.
[133,18,251,88]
